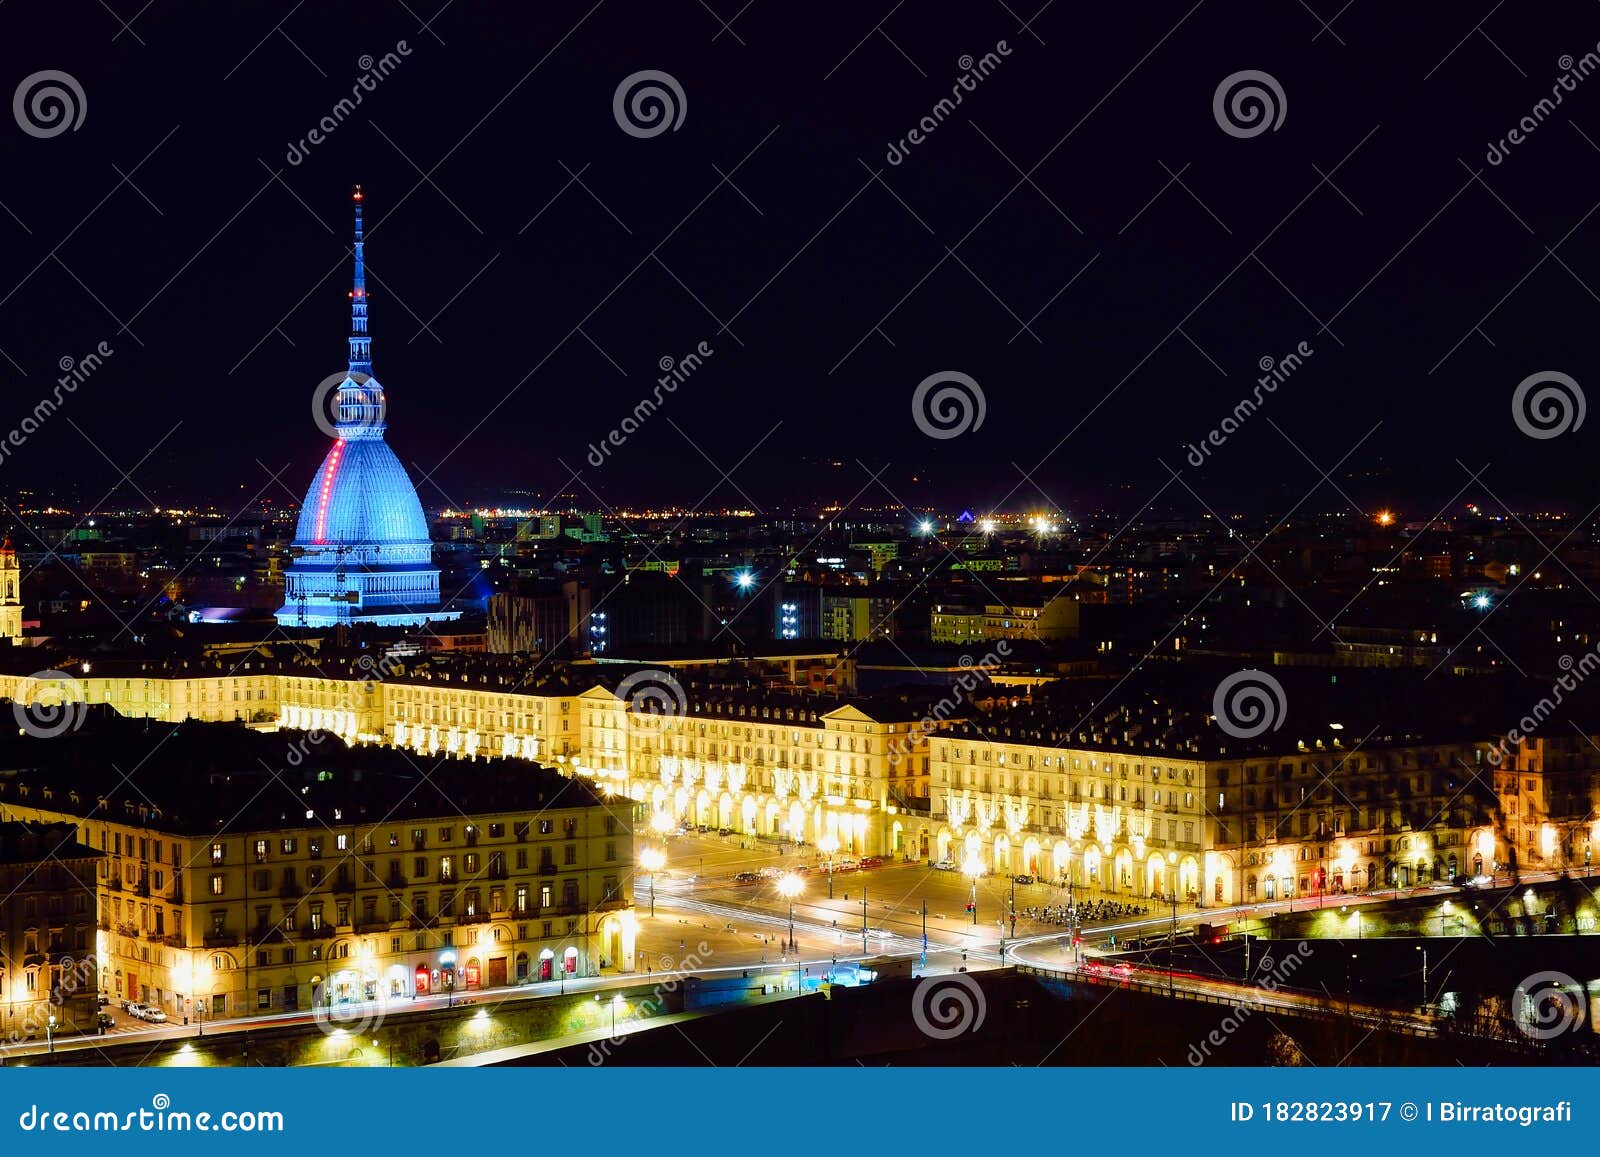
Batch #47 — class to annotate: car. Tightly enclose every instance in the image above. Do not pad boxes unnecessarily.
[858,856,884,869]
[138,1008,169,1023]
[1013,873,1036,885]
[123,1001,147,1017]
[836,858,859,872]
[793,864,815,875]
[96,1012,115,1030]
[695,825,711,833]
[933,860,957,871]
[96,993,110,1007]
[733,871,762,884]
[717,827,733,836]
[757,866,781,879]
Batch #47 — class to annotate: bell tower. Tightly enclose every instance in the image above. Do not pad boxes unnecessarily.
[0,535,21,641]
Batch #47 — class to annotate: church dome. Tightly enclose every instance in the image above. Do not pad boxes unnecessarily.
[292,433,431,548]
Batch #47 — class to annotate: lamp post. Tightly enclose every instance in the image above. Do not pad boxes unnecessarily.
[819,835,839,900]
[776,873,803,954]
[639,847,666,918]
[1416,945,1427,1008]
[440,949,456,1009]
[962,856,983,927]
[45,1013,55,1054]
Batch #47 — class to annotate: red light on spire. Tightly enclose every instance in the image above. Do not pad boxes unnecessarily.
[353,185,363,201]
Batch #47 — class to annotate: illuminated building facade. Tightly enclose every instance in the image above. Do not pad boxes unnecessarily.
[4,660,1574,898]
[277,188,455,628]
[0,721,634,1023]
[0,822,100,1045]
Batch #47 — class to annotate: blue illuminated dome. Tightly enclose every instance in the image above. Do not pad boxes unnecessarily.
[276,187,459,629]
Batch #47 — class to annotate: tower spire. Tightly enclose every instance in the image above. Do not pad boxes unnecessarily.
[348,184,371,375]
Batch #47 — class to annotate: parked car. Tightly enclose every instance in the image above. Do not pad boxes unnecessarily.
[95,993,110,1007]
[138,1007,169,1023]
[836,858,860,872]
[716,827,733,836]
[933,859,957,871]
[858,856,884,869]
[695,825,711,833]
[733,871,762,884]
[96,1012,116,1030]
[1013,873,1036,885]
[123,1001,147,1017]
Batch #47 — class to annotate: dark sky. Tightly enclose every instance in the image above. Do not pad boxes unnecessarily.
[2,1,1599,520]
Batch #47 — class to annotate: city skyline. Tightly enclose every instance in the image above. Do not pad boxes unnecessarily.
[0,4,1598,518]
[5,0,1600,1078]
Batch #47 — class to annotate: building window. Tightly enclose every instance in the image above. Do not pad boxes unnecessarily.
[254,840,267,863]
[210,842,225,864]
[209,874,225,896]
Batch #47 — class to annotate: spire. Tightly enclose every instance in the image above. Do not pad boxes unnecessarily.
[335,184,385,440]
[348,185,371,375]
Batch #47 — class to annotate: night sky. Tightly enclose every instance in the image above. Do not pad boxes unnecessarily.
[2,1,1599,518]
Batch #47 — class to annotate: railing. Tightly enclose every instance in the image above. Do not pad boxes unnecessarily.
[279,884,302,899]
[203,932,239,948]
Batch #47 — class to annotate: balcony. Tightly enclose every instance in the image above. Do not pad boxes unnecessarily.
[278,884,302,900]
[203,932,239,948]
[133,879,150,897]
[385,874,406,890]
[457,911,488,926]
[355,921,390,934]
[331,877,356,894]
[114,921,138,938]
[301,925,335,941]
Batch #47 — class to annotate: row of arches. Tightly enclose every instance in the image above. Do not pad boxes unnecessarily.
[931,830,1202,897]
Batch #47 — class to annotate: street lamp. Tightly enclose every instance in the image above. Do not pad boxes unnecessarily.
[45,1013,55,1054]
[818,834,839,899]
[440,949,456,1009]
[776,873,803,954]
[962,856,984,926]
[639,847,666,918]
